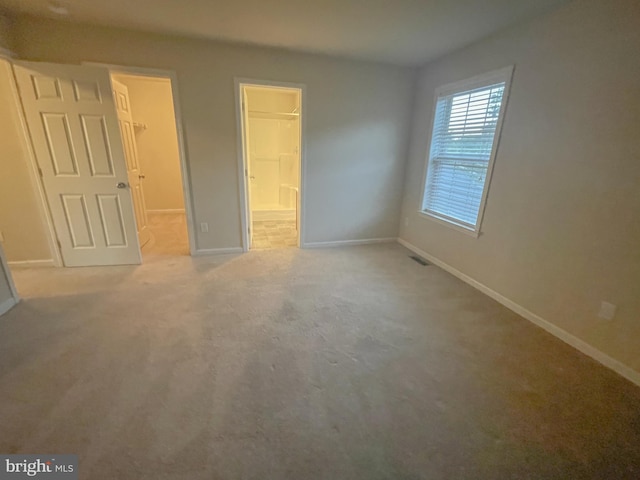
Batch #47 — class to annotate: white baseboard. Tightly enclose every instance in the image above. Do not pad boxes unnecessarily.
[8,259,54,267]
[303,237,397,249]
[147,209,186,215]
[397,238,640,387]
[0,297,18,316]
[193,247,243,256]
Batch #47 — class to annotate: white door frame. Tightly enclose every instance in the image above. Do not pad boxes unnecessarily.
[234,78,307,251]
[84,62,197,256]
[4,56,63,266]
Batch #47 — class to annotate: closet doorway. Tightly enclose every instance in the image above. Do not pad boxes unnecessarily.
[237,82,304,250]
[109,71,192,258]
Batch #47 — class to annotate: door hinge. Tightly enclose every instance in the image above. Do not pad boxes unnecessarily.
[38,167,43,177]
[248,227,251,234]
[245,168,248,176]
[56,239,61,249]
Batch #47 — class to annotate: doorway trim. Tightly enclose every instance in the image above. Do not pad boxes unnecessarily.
[84,62,197,256]
[234,78,307,252]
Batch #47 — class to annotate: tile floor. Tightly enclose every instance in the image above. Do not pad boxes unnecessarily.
[251,219,298,249]
[139,213,295,255]
[141,213,190,257]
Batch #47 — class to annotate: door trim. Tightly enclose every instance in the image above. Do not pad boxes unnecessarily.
[84,62,197,256]
[234,78,307,251]
[7,61,63,266]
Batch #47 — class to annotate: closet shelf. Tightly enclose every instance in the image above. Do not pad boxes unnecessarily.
[248,110,299,118]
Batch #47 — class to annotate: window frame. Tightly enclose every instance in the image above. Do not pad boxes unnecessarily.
[419,66,514,237]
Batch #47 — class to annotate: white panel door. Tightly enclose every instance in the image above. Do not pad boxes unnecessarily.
[13,61,141,266]
[111,79,151,248]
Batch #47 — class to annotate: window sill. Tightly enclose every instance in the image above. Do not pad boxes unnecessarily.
[417,211,481,238]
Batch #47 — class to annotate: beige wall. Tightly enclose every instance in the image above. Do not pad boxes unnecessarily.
[0,14,14,54]
[0,57,52,262]
[400,0,640,372]
[113,74,185,212]
[13,17,414,249]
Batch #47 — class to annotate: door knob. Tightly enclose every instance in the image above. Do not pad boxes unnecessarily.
[116,182,128,189]
[138,174,146,179]
[250,175,256,179]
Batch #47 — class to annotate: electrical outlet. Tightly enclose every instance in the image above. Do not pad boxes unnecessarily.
[200,222,209,233]
[598,301,617,321]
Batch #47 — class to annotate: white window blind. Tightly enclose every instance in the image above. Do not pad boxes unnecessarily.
[423,77,508,230]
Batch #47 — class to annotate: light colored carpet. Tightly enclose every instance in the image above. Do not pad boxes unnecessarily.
[0,244,639,479]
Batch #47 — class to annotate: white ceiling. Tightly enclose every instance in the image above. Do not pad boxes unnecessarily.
[0,0,568,66]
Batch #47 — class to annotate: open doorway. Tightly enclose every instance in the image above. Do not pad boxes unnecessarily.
[3,60,195,271]
[238,83,303,250]
[109,72,191,259]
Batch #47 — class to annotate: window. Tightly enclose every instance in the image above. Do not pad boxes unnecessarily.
[421,67,513,235]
